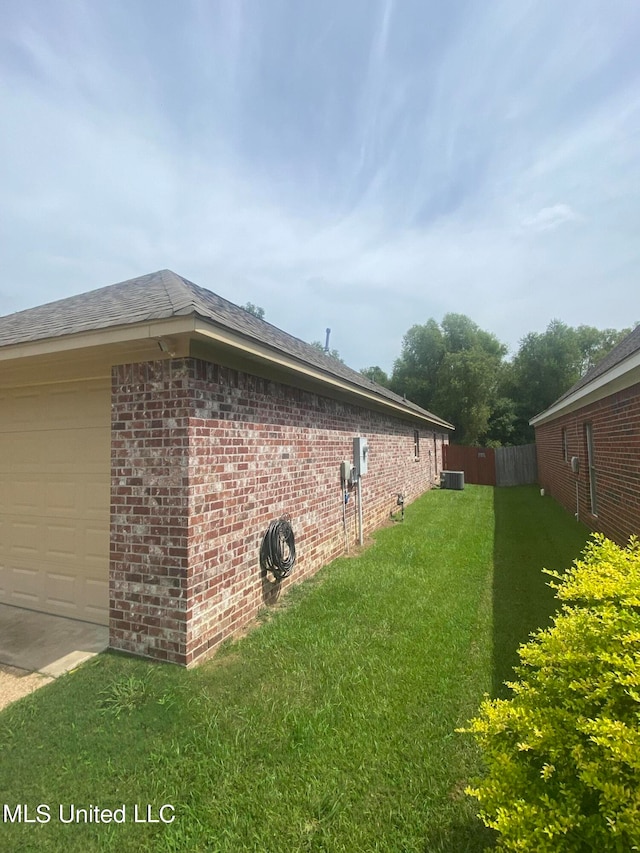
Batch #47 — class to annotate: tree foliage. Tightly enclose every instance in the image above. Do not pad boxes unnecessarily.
[507,320,632,443]
[359,366,390,386]
[388,314,632,446]
[310,341,344,363]
[242,302,265,319]
[390,314,506,445]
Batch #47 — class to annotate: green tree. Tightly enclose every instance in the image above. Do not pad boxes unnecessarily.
[508,320,580,442]
[310,341,344,363]
[575,323,633,374]
[390,318,445,410]
[388,314,632,447]
[482,392,518,447]
[242,302,265,319]
[391,314,507,445]
[360,366,390,386]
[508,320,632,443]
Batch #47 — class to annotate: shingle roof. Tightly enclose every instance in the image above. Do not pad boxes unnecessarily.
[0,269,453,429]
[550,322,640,407]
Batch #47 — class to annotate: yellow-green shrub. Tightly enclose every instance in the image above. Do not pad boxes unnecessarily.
[462,534,640,852]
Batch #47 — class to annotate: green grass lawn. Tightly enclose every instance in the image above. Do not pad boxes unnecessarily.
[0,486,589,853]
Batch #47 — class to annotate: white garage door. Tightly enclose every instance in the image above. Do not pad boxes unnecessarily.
[0,378,110,625]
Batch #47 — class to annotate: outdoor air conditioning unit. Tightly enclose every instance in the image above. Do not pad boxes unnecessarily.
[440,470,465,490]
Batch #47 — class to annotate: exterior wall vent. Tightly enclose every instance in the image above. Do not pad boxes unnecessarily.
[440,470,465,490]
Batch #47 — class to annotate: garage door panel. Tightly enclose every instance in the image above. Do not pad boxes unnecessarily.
[3,514,107,547]
[85,478,110,517]
[8,588,41,608]
[3,428,109,471]
[0,433,42,472]
[43,435,77,469]
[46,523,77,558]
[45,386,107,427]
[0,386,107,429]
[45,479,77,513]
[8,521,41,558]
[46,571,76,608]
[4,564,41,606]
[0,378,110,625]
[43,475,109,520]
[85,577,109,613]
[86,526,109,560]
[8,478,45,515]
[45,428,106,470]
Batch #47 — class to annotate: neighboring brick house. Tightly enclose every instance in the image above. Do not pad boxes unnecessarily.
[531,324,640,544]
[0,270,453,665]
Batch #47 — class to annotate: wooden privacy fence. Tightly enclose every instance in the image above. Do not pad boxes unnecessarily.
[443,445,496,485]
[443,443,538,487]
[495,444,538,486]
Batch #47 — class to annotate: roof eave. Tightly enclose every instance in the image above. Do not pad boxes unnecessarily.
[0,316,197,362]
[192,318,454,430]
[0,313,454,430]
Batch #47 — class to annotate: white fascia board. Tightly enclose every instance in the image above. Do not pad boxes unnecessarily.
[530,351,640,427]
[0,314,454,430]
[0,317,196,361]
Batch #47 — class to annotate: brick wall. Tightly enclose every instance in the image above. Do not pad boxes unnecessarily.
[111,358,449,665]
[535,381,640,545]
[110,360,192,662]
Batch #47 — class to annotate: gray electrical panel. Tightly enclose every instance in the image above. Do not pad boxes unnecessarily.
[353,436,369,477]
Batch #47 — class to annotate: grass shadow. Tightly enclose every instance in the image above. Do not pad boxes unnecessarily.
[422,815,497,852]
[492,485,590,697]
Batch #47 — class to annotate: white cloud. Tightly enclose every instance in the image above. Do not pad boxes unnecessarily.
[520,204,580,232]
[1,0,640,372]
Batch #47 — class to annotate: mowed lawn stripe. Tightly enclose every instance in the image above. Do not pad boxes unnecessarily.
[0,485,585,852]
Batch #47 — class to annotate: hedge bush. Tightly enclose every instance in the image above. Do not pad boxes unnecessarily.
[462,533,640,852]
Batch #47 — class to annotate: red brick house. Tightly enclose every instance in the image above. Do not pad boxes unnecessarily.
[0,270,453,665]
[531,324,640,544]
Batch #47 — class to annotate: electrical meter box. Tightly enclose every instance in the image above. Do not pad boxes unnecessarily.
[340,460,353,483]
[353,436,369,477]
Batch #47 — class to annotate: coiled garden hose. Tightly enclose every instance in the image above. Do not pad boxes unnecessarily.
[260,516,296,581]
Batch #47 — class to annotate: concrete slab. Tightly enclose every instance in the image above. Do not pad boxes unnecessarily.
[0,664,54,712]
[0,603,108,675]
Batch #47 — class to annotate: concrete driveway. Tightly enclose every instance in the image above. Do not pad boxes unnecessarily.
[0,604,108,711]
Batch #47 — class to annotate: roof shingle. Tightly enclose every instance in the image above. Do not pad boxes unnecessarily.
[0,269,453,428]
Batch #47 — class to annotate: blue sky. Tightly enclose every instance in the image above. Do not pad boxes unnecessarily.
[1,1,639,372]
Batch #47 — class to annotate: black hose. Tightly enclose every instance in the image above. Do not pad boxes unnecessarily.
[260,516,296,581]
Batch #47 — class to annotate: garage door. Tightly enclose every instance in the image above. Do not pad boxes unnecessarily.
[0,378,110,625]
